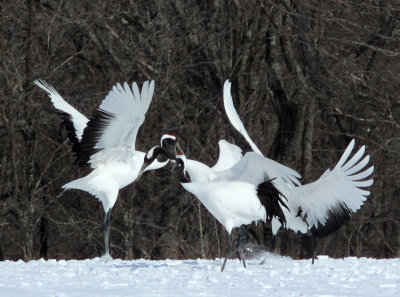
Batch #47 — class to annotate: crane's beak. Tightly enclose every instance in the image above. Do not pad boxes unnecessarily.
[137,162,148,181]
[175,142,184,155]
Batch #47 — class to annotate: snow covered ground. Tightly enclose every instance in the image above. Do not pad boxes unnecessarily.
[0,253,399,297]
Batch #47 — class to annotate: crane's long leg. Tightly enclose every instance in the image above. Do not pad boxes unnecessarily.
[238,248,246,268]
[232,226,250,268]
[104,208,112,257]
[312,236,318,264]
[221,233,232,272]
[237,226,250,268]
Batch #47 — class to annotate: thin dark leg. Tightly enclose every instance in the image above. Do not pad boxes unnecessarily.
[240,226,249,268]
[235,229,242,262]
[270,236,276,253]
[312,236,317,264]
[104,208,112,257]
[234,226,250,268]
[221,233,232,272]
[237,249,242,262]
[239,247,246,268]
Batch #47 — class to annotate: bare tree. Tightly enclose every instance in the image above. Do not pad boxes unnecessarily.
[0,0,399,260]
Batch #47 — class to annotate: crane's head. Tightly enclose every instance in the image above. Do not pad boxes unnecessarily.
[160,133,184,157]
[137,133,185,180]
[137,146,174,180]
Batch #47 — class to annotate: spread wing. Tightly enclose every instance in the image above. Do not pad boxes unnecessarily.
[34,80,89,141]
[289,140,374,237]
[212,140,243,171]
[223,80,263,155]
[78,81,155,164]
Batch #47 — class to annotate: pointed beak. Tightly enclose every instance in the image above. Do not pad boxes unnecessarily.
[137,162,148,181]
[175,142,185,155]
[170,161,177,172]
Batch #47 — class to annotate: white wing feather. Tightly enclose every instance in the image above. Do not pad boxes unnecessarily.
[222,79,373,236]
[34,80,89,141]
[222,80,302,187]
[289,140,374,229]
[94,80,155,151]
[223,80,263,155]
[216,152,302,188]
[212,140,243,171]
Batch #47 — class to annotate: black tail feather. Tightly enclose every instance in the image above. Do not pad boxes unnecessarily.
[256,178,289,227]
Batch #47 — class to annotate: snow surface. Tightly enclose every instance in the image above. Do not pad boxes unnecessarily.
[0,253,399,297]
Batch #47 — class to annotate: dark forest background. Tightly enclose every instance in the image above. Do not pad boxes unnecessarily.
[0,0,399,261]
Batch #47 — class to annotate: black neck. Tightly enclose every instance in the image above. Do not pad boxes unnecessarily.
[146,146,176,165]
[176,158,191,183]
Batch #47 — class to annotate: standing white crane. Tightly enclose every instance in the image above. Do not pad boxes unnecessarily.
[221,79,374,261]
[174,153,289,271]
[35,80,180,257]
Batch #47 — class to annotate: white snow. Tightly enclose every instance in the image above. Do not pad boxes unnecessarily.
[0,253,399,297]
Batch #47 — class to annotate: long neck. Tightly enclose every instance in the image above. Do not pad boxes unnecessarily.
[184,159,212,183]
[177,160,191,183]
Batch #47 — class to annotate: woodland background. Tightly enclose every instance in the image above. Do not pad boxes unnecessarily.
[0,0,399,261]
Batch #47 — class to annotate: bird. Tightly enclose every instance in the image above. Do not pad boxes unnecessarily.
[174,152,289,271]
[220,79,374,261]
[35,79,181,257]
[33,80,180,167]
[175,80,374,264]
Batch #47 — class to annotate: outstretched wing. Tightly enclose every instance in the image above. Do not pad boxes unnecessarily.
[212,140,243,171]
[290,140,374,237]
[78,81,155,164]
[34,80,89,141]
[223,80,263,155]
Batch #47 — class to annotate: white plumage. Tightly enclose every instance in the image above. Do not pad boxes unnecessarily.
[184,140,243,183]
[34,80,88,141]
[223,82,262,155]
[284,140,373,235]
[181,180,267,234]
[175,153,287,271]
[211,140,243,172]
[35,79,177,257]
[93,81,153,151]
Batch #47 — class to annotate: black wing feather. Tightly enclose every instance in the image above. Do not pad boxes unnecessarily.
[309,202,353,238]
[77,110,115,164]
